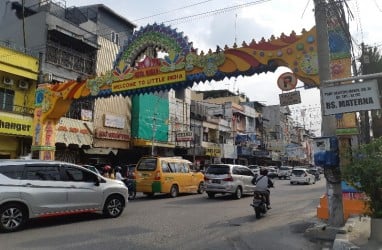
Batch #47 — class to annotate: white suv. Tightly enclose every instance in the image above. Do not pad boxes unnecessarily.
[290,168,316,185]
[204,164,256,199]
[0,159,128,233]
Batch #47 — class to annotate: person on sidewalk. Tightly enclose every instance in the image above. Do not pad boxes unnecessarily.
[253,168,274,209]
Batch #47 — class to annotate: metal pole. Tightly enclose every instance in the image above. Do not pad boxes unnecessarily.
[314,0,344,227]
[151,115,156,156]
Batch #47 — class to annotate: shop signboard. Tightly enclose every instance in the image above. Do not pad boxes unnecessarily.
[176,131,193,141]
[0,112,33,136]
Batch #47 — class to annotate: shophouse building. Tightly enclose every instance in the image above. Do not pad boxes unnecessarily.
[0,43,39,158]
[0,1,136,163]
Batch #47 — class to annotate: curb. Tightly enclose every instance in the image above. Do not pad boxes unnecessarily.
[332,216,370,250]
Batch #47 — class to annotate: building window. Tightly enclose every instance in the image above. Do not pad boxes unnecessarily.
[111,32,119,45]
[115,33,119,45]
[0,88,14,112]
[111,32,115,43]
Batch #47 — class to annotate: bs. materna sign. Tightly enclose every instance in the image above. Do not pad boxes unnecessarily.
[322,80,381,115]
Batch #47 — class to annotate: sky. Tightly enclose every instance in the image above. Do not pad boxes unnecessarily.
[65,0,382,135]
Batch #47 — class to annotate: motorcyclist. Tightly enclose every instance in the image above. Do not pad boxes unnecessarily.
[253,168,274,209]
[115,166,124,181]
[103,165,112,178]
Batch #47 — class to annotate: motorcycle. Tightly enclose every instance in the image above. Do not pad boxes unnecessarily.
[250,191,269,219]
[123,179,137,200]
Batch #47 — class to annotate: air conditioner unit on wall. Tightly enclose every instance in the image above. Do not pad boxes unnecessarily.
[3,77,14,86]
[18,80,29,90]
[43,73,52,82]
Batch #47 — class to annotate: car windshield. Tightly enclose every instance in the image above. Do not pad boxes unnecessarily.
[136,158,157,171]
[206,165,230,174]
[292,169,305,175]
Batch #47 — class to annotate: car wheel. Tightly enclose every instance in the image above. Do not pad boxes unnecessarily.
[103,195,124,218]
[233,187,242,199]
[169,185,179,198]
[197,182,204,194]
[0,203,27,233]
[290,181,294,185]
[207,192,215,198]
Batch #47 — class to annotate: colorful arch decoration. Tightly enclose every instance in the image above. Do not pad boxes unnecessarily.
[32,23,333,159]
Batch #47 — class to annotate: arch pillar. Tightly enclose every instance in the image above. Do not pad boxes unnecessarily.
[31,84,73,160]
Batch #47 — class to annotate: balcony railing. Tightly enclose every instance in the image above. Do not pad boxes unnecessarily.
[0,104,34,116]
[46,42,95,75]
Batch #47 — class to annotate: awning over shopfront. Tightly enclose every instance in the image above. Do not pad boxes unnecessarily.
[55,117,93,147]
[83,147,118,155]
[132,138,175,148]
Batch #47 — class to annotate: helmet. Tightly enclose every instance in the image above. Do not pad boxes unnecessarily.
[103,165,111,171]
[116,166,122,172]
[260,168,268,176]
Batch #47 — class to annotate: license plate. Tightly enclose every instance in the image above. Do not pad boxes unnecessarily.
[212,179,221,184]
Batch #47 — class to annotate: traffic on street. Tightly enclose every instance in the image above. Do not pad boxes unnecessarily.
[1,170,327,250]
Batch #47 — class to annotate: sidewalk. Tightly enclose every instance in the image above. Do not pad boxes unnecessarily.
[332,216,381,250]
[305,216,382,250]
[305,216,381,250]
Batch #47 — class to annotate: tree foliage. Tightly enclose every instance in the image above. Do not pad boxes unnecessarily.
[343,137,382,218]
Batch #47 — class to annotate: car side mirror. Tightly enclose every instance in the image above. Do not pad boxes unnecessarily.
[95,176,101,186]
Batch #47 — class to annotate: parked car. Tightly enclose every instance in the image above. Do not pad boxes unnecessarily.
[308,168,321,181]
[82,164,101,175]
[204,164,256,199]
[266,167,278,179]
[278,166,293,179]
[123,164,136,179]
[248,165,260,176]
[0,159,128,233]
[135,156,205,198]
[290,167,316,185]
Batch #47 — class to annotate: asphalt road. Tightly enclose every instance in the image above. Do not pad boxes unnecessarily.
[1,176,329,250]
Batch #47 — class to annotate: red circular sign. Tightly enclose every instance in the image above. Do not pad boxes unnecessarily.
[277,72,297,91]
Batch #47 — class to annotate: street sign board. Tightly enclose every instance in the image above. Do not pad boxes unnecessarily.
[279,91,301,106]
[322,80,381,115]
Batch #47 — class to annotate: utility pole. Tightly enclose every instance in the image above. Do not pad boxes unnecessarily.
[360,43,371,144]
[314,0,345,227]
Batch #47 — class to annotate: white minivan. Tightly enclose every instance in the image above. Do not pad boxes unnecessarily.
[204,164,256,199]
[0,159,128,233]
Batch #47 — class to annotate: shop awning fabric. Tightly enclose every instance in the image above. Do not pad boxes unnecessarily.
[55,117,93,147]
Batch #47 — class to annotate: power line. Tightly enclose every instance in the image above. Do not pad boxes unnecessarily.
[162,0,270,25]
[132,0,214,22]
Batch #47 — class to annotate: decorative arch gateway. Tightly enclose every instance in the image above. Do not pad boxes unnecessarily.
[31,23,331,160]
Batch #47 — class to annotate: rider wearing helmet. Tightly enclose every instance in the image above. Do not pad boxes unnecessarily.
[254,167,274,209]
[115,166,124,181]
[103,165,112,178]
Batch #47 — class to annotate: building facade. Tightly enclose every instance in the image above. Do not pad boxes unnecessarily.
[0,43,39,158]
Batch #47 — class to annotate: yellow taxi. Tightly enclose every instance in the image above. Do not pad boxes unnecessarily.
[135,156,204,198]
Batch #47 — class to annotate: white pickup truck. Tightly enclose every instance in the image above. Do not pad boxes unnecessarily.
[278,166,293,179]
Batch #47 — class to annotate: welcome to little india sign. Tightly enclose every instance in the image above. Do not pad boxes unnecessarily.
[112,70,186,92]
[322,80,381,115]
